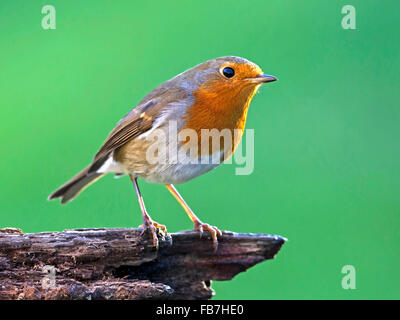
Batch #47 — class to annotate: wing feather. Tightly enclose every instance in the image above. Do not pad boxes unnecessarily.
[87,87,188,174]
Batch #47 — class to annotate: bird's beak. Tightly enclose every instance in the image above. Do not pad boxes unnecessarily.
[252,74,278,84]
[245,74,278,84]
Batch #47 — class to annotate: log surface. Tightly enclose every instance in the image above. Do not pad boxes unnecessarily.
[0,227,286,300]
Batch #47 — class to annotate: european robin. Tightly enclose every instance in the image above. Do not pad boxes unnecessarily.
[48,56,277,249]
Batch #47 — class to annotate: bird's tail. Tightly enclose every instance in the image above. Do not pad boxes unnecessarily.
[48,166,105,204]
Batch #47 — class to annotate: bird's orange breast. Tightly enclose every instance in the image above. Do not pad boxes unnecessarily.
[182,81,259,160]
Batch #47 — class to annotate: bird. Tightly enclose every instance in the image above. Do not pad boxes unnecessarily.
[48,56,277,249]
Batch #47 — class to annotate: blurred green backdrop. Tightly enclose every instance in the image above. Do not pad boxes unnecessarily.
[1,0,399,299]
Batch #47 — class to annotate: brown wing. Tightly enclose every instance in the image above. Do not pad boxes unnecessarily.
[88,86,188,174]
[87,100,156,173]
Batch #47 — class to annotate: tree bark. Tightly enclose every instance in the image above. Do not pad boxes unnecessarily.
[0,227,286,300]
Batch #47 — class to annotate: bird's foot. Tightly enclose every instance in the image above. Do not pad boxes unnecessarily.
[138,216,167,248]
[193,221,222,251]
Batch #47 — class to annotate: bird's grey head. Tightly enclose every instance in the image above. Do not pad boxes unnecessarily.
[172,56,276,93]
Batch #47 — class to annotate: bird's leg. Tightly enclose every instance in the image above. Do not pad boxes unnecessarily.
[165,184,222,250]
[130,175,167,247]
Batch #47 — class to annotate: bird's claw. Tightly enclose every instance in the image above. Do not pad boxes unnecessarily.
[194,221,222,251]
[138,217,167,248]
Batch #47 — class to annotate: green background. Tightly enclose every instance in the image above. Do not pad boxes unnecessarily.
[1,0,399,299]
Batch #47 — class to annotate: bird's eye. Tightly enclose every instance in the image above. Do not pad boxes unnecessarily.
[222,67,235,78]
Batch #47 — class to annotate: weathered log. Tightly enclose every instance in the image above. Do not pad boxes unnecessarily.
[0,227,286,300]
